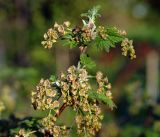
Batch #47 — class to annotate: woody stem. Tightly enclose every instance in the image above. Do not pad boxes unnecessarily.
[55,103,68,118]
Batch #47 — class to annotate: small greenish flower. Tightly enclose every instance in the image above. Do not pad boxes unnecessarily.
[118,29,127,36]
[41,115,69,137]
[42,21,71,49]
[63,21,71,27]
[121,38,136,59]
[96,71,113,99]
[31,79,60,111]
[97,26,107,40]
[15,129,35,137]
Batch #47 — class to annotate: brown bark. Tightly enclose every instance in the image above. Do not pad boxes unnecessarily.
[55,103,68,118]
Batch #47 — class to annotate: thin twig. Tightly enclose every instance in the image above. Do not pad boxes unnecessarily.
[55,103,68,118]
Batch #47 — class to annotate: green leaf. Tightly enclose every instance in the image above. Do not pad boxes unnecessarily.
[94,26,124,52]
[108,35,123,45]
[80,54,96,69]
[106,27,121,36]
[81,5,101,19]
[88,91,116,110]
[68,40,77,49]
[50,75,56,82]
[94,36,113,52]
[61,39,77,49]
[62,34,72,39]
[60,35,77,49]
[10,128,21,135]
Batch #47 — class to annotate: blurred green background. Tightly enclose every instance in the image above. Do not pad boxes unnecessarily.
[0,0,160,137]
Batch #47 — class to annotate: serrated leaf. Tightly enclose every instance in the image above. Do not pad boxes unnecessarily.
[106,27,120,36]
[62,34,72,39]
[88,91,116,110]
[81,5,101,19]
[94,26,125,52]
[95,37,114,52]
[60,37,77,49]
[10,128,21,135]
[108,35,123,45]
[80,54,96,69]
[64,40,77,48]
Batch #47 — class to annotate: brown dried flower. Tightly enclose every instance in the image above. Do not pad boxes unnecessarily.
[31,79,59,110]
[121,38,136,59]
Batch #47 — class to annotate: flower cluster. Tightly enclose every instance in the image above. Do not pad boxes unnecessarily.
[31,6,137,137]
[60,66,103,136]
[118,29,127,36]
[41,10,136,62]
[97,26,107,40]
[31,64,113,137]
[67,9,98,45]
[15,129,35,137]
[41,21,71,49]
[15,129,27,137]
[60,65,91,107]
[62,66,105,136]
[81,27,94,42]
[121,38,136,59]
[41,115,68,137]
[75,103,103,136]
[96,71,112,99]
[72,26,96,44]
[82,20,97,42]
[31,79,60,111]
